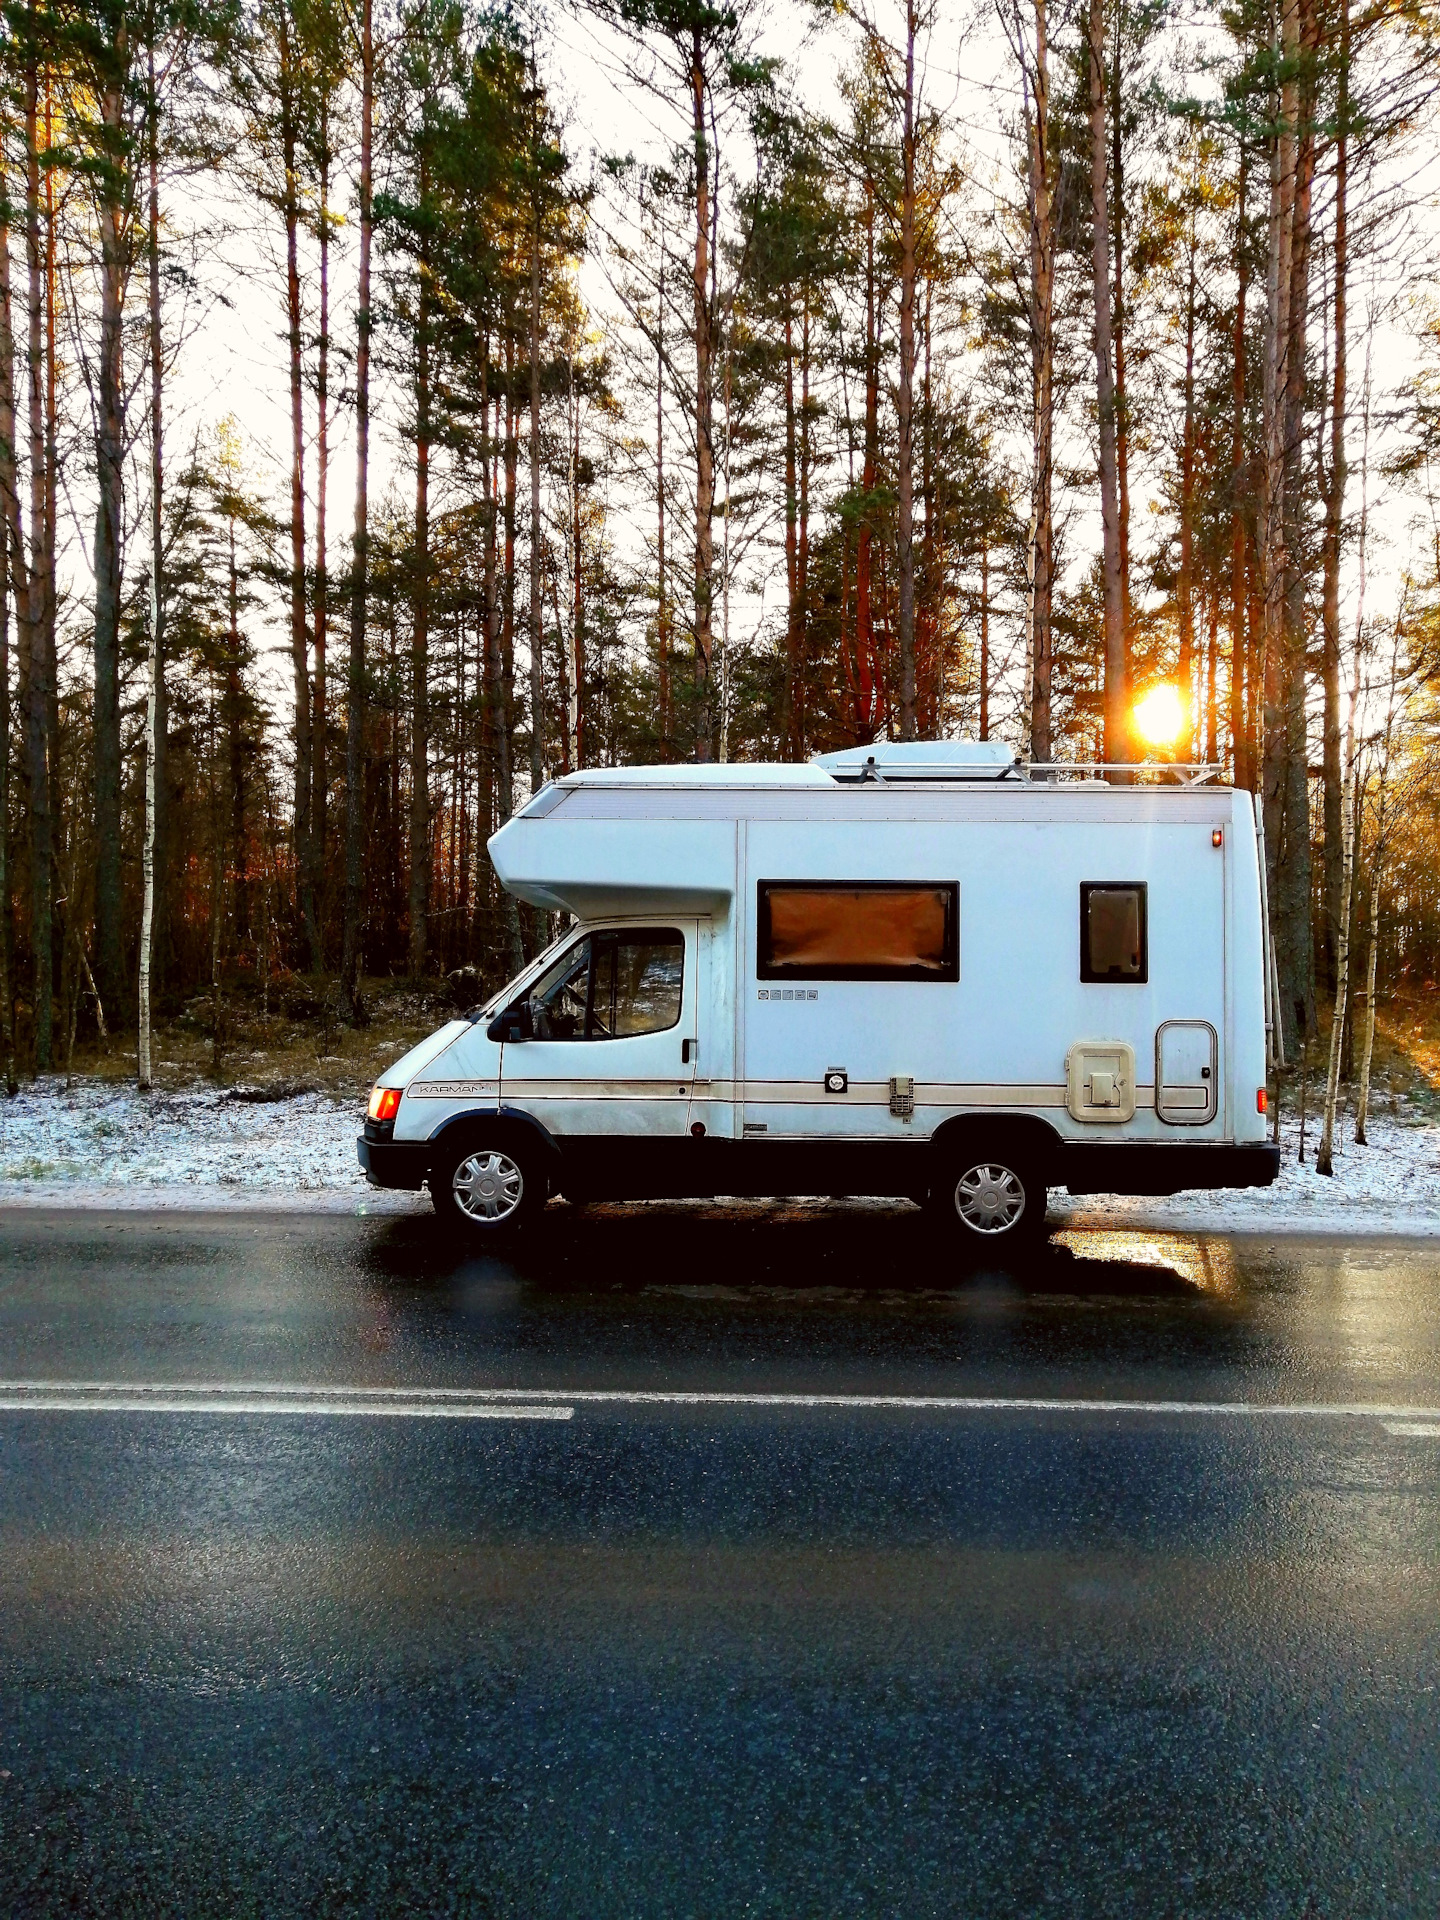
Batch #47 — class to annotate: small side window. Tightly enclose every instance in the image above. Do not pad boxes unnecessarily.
[1081,882,1147,983]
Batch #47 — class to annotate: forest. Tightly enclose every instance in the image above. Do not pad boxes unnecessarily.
[0,0,1438,1107]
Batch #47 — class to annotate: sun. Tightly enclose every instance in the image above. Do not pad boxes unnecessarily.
[1133,683,1186,750]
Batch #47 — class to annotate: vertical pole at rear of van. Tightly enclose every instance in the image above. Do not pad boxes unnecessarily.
[1252,792,1284,1072]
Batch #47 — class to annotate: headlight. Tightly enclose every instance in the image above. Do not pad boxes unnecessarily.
[367,1085,401,1122]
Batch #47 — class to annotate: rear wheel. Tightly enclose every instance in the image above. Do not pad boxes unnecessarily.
[431,1135,546,1236]
[930,1147,1047,1247]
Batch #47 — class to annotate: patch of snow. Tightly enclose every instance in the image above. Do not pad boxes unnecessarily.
[0,1078,1436,1232]
[1055,1111,1440,1236]
[0,1078,425,1215]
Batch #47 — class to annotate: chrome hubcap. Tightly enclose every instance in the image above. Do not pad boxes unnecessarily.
[453,1150,523,1223]
[953,1162,1025,1234]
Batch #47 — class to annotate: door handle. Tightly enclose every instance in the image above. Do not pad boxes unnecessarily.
[682,1038,696,1064]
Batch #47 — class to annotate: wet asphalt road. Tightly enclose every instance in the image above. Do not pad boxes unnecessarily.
[0,1205,1438,1917]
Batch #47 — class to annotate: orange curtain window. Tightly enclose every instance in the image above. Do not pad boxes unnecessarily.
[762,887,953,975]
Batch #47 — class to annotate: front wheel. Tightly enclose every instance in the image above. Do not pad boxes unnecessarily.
[432,1137,545,1236]
[930,1150,1047,1246]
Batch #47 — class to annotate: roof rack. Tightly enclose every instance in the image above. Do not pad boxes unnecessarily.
[828,756,1023,785]
[1022,761,1223,787]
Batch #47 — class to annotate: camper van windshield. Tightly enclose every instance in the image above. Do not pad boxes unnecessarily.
[758,883,958,982]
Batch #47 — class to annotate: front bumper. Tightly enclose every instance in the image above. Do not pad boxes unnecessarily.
[357,1133,431,1191]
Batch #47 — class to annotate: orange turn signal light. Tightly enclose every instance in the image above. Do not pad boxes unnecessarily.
[368,1085,401,1122]
[1257,1088,1267,1114]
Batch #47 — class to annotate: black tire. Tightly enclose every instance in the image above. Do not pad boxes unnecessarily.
[928,1145,1048,1246]
[430,1131,547,1237]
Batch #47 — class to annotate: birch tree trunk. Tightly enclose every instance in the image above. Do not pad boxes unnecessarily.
[138,43,164,1091]
[340,0,372,1022]
[0,131,27,1093]
[1315,760,1353,1176]
[1088,0,1126,769]
[1354,861,1380,1145]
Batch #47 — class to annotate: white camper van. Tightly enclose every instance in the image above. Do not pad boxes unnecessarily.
[359,742,1280,1243]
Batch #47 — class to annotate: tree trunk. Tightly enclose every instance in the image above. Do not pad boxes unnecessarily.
[0,126,34,1078]
[782,307,799,757]
[340,0,372,1022]
[312,111,331,960]
[568,348,584,768]
[1275,0,1316,1050]
[1261,0,1298,1052]
[138,43,164,1090]
[855,169,879,739]
[656,246,670,755]
[1024,0,1054,763]
[281,25,316,972]
[1088,0,1126,769]
[92,46,127,1020]
[1178,215,1196,755]
[895,0,918,741]
[1229,154,1249,788]
[1319,0,1348,996]
[528,41,544,793]
[1315,755,1353,1176]
[690,28,714,759]
[978,537,989,740]
[1354,858,1380,1145]
[0,494,12,1094]
[23,42,51,1067]
[498,344,524,973]
[798,296,811,746]
[1110,18,1132,651]
[407,162,431,980]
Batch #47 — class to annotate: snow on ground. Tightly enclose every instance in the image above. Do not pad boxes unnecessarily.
[1055,1110,1440,1237]
[0,1076,1436,1232]
[0,1078,425,1215]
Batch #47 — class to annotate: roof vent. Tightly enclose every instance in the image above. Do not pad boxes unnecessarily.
[813,740,1021,783]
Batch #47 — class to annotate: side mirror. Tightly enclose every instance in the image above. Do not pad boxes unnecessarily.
[486,1000,533,1044]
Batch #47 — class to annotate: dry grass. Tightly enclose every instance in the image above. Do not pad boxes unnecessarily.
[61,977,456,1100]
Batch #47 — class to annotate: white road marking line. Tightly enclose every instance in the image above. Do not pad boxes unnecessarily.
[0,1382,1437,1422]
[1381,1421,1440,1438]
[0,1392,572,1420]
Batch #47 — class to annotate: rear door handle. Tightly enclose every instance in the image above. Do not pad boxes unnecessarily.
[682,1038,696,1064]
